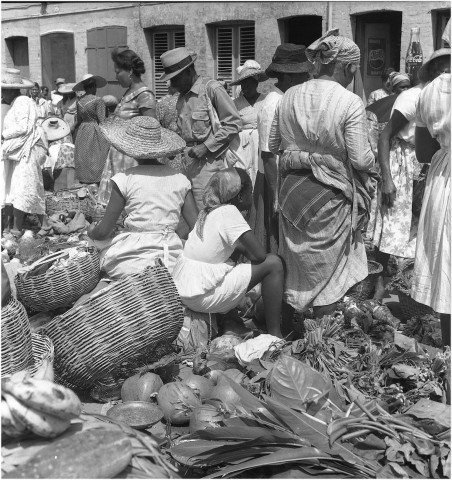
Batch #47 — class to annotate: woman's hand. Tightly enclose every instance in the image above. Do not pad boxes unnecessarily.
[381,176,397,209]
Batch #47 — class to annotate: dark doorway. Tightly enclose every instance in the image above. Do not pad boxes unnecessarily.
[354,11,402,99]
[41,32,76,92]
[280,16,323,47]
[5,36,30,80]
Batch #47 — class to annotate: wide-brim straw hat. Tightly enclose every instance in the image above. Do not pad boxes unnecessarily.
[159,47,198,81]
[230,60,268,86]
[57,83,77,95]
[1,68,34,89]
[72,74,107,92]
[265,43,314,78]
[418,48,451,83]
[100,116,186,159]
[42,117,71,141]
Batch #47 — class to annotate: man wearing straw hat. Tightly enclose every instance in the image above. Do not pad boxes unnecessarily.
[159,47,242,209]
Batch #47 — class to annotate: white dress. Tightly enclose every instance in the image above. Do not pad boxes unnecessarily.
[232,93,266,185]
[411,74,451,314]
[1,95,47,214]
[94,164,191,279]
[173,205,252,313]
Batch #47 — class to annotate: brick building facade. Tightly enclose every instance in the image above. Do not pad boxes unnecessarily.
[2,1,450,100]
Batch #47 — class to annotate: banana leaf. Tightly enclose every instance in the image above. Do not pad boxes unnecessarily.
[267,355,331,411]
[263,395,379,476]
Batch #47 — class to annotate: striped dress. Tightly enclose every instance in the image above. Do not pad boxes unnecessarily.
[411,73,451,314]
[74,94,110,183]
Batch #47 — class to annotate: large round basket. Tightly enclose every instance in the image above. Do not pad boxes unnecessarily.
[346,260,383,302]
[397,292,436,320]
[15,247,100,312]
[38,261,184,390]
[45,188,96,217]
[1,297,33,377]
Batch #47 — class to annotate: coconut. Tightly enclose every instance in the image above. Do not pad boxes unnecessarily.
[157,381,201,425]
[121,372,163,402]
[182,374,214,400]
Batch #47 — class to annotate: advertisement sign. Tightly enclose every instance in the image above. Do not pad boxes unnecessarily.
[367,38,386,76]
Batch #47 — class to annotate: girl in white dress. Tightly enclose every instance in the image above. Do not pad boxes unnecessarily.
[88,116,198,279]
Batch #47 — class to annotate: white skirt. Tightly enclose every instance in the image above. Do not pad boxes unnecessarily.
[173,253,252,314]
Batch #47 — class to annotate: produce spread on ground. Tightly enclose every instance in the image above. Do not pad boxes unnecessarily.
[1,207,451,479]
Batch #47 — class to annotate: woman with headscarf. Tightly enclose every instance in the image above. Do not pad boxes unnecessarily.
[370,70,423,300]
[228,60,267,186]
[173,168,285,339]
[97,49,156,205]
[1,68,49,235]
[411,49,451,345]
[89,116,198,279]
[269,29,375,319]
[71,74,110,185]
[367,67,395,105]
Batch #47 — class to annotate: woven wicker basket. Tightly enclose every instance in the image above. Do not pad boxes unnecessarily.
[45,188,96,217]
[346,260,383,302]
[15,247,100,312]
[28,333,55,377]
[1,297,33,377]
[398,292,436,320]
[39,261,184,390]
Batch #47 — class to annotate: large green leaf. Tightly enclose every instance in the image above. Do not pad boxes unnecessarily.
[268,355,331,411]
[263,395,379,476]
[207,446,344,478]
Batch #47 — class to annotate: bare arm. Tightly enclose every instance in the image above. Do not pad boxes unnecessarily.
[181,190,199,232]
[377,110,409,208]
[233,230,267,263]
[415,126,440,164]
[88,182,125,241]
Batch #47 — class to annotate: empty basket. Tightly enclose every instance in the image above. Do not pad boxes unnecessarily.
[38,261,184,390]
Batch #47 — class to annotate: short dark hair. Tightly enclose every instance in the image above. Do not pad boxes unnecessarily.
[111,48,145,76]
[41,86,49,91]
[33,82,40,89]
[83,79,97,91]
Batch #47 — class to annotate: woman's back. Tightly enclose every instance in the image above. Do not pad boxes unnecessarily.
[77,94,103,122]
[278,79,361,158]
[114,164,191,231]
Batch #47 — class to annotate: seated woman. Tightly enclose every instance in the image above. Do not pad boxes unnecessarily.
[173,168,285,339]
[88,116,198,279]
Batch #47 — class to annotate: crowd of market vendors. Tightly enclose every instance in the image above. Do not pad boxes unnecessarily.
[1,25,450,346]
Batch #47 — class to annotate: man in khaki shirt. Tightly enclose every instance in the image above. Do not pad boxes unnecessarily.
[160,47,242,209]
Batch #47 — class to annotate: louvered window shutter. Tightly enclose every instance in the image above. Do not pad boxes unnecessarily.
[153,30,185,99]
[239,25,255,66]
[153,32,170,99]
[216,27,233,83]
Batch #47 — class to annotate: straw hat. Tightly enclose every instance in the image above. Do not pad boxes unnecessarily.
[230,60,268,86]
[159,47,198,81]
[1,68,34,89]
[100,116,186,159]
[72,74,107,92]
[265,44,314,78]
[57,83,77,95]
[42,117,71,142]
[418,48,451,83]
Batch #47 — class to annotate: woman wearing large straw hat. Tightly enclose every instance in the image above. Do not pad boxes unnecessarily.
[97,49,156,205]
[229,60,267,186]
[88,116,198,278]
[71,74,110,184]
[1,68,49,235]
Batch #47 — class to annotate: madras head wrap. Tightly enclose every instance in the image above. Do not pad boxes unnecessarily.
[306,28,361,66]
[390,72,411,88]
[196,168,242,240]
